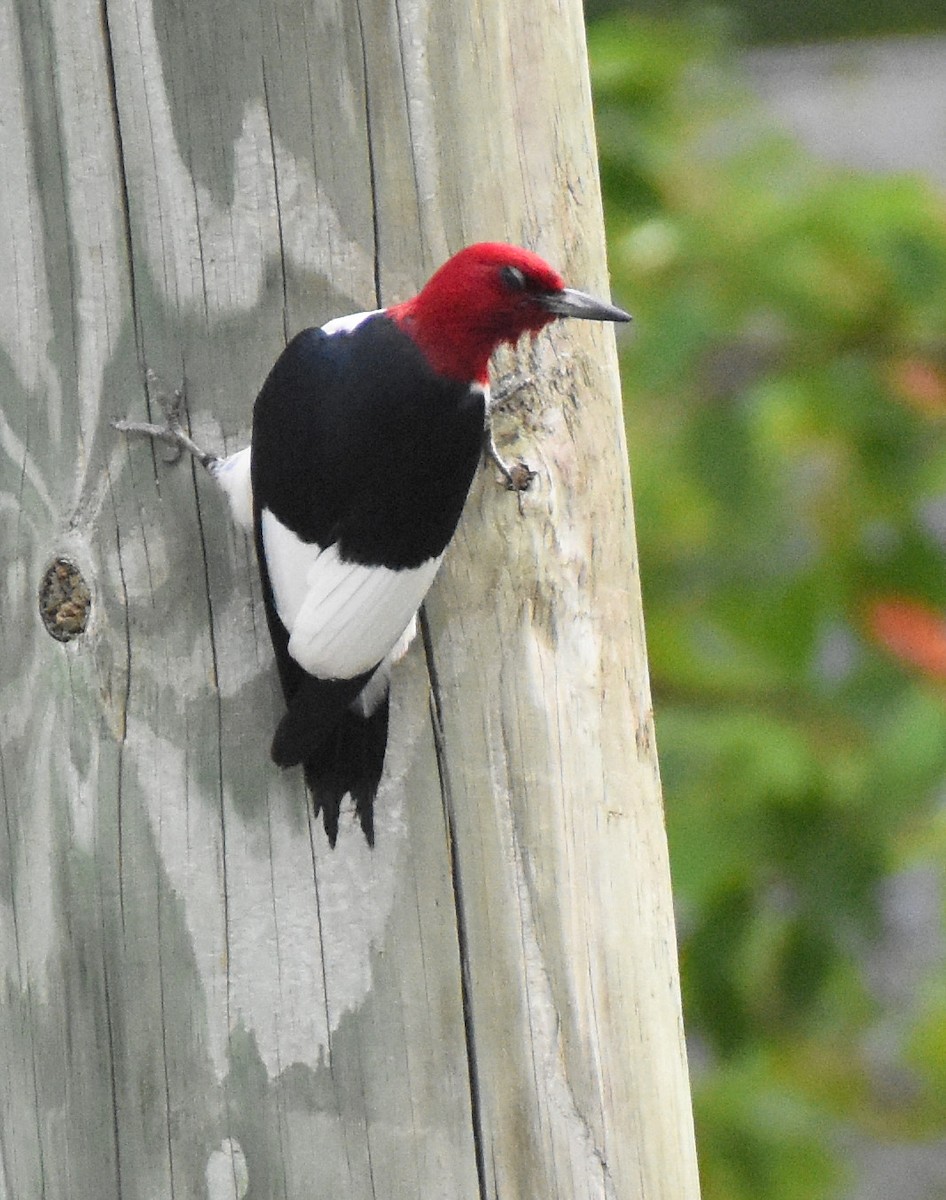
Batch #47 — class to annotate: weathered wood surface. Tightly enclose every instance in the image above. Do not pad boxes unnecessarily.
[0,0,700,1197]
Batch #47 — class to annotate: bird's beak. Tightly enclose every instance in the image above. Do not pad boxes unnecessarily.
[538,287,632,324]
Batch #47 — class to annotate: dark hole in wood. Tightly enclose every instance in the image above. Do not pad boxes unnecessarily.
[39,558,91,642]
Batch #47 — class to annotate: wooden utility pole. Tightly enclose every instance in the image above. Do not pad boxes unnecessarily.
[0,0,700,1196]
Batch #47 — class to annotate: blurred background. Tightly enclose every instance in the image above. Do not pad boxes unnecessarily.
[585,4,946,1198]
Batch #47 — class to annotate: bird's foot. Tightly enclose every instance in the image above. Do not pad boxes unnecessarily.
[484,371,536,497]
[483,424,536,493]
[112,370,219,472]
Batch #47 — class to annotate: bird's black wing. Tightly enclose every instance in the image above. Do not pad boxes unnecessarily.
[250,316,485,843]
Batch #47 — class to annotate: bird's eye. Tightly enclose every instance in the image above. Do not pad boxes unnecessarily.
[500,266,528,292]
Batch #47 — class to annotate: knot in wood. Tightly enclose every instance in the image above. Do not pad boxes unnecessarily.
[39,558,91,642]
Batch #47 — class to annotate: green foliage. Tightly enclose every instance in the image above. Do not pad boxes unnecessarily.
[585,0,946,46]
[590,15,946,1197]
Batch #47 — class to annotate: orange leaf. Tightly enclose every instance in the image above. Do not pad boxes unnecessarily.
[886,358,946,417]
[866,596,946,680]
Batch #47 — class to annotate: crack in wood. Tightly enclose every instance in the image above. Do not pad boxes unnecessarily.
[101,946,125,1199]
[418,607,490,1200]
[97,0,144,365]
[190,477,233,1030]
[261,61,290,344]
[109,504,133,935]
[353,0,382,306]
[155,880,179,1200]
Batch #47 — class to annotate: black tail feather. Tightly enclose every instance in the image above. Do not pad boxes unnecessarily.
[303,697,389,847]
[271,671,389,846]
[271,672,373,767]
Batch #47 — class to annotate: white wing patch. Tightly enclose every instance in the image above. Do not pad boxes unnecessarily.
[261,509,441,679]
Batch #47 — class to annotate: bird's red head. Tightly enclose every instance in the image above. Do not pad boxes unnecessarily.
[389,242,630,384]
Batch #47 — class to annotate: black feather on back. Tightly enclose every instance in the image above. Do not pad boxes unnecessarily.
[251,315,485,571]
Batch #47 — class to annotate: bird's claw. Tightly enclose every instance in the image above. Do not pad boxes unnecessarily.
[110,416,184,462]
[483,422,536,510]
[112,371,218,471]
[483,369,537,504]
[501,460,536,493]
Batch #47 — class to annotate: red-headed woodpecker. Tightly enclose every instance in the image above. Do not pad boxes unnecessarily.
[115,242,630,845]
